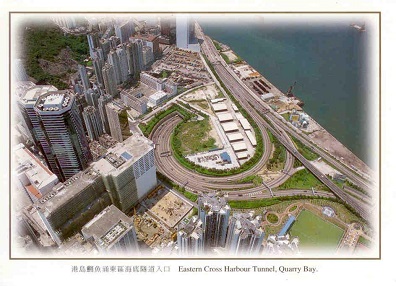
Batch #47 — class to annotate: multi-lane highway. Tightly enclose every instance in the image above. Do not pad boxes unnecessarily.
[151,114,295,193]
[199,30,372,220]
[198,26,374,194]
[148,24,373,221]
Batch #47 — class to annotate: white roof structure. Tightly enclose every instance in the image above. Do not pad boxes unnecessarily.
[211,98,226,103]
[148,90,167,106]
[261,93,275,100]
[227,133,244,142]
[20,85,58,107]
[149,90,167,101]
[221,122,239,133]
[14,143,59,199]
[245,130,257,146]
[232,142,247,152]
[217,113,233,122]
[239,118,251,130]
[212,103,228,112]
[235,112,244,120]
[231,103,239,111]
[92,133,154,175]
[236,152,248,159]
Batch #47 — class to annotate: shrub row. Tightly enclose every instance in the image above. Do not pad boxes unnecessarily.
[139,104,193,137]
[229,195,367,223]
[266,130,286,170]
[291,136,319,161]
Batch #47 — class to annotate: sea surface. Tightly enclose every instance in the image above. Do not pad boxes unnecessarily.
[200,18,373,167]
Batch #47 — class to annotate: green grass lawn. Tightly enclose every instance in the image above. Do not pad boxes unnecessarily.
[278,168,327,190]
[267,213,279,224]
[281,112,290,121]
[189,99,209,111]
[290,210,344,250]
[176,118,217,155]
[358,236,371,247]
[238,175,263,186]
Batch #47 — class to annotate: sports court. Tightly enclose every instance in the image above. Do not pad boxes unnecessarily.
[289,209,344,250]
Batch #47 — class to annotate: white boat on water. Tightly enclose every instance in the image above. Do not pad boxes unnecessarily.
[350,23,366,32]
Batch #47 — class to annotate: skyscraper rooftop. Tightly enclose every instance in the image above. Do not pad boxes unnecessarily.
[34,91,74,113]
[82,205,135,248]
[198,193,229,213]
[19,85,58,106]
[34,167,102,215]
[92,133,154,176]
[178,216,203,238]
[230,212,263,240]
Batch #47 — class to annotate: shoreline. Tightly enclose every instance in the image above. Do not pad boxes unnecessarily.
[211,42,373,180]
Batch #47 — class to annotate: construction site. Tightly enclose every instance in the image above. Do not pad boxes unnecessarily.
[141,186,193,228]
[132,186,193,252]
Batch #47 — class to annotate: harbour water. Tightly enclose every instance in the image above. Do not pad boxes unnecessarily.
[200,18,372,166]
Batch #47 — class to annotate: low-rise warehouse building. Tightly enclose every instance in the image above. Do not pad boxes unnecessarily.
[236,152,248,160]
[211,98,226,104]
[212,103,228,112]
[261,92,275,100]
[239,118,251,130]
[231,142,248,152]
[245,130,257,146]
[231,103,239,112]
[221,122,239,133]
[235,112,244,120]
[217,113,233,123]
[226,133,244,142]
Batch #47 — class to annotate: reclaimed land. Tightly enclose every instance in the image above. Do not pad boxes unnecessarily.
[291,136,319,161]
[176,118,217,156]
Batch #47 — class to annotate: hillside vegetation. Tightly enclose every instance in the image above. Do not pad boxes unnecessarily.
[23,23,89,89]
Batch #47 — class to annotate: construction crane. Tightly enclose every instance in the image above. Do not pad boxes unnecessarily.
[286,81,297,97]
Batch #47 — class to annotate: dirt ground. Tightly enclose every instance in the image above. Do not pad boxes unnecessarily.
[309,128,373,177]
[222,50,238,62]
[208,119,223,149]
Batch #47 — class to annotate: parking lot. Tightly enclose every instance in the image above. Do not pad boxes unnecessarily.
[152,47,212,88]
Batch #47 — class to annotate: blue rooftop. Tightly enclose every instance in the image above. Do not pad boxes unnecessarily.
[278,215,296,237]
[121,151,133,161]
[220,152,231,163]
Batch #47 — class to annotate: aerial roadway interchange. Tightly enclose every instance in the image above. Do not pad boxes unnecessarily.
[144,25,375,223]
